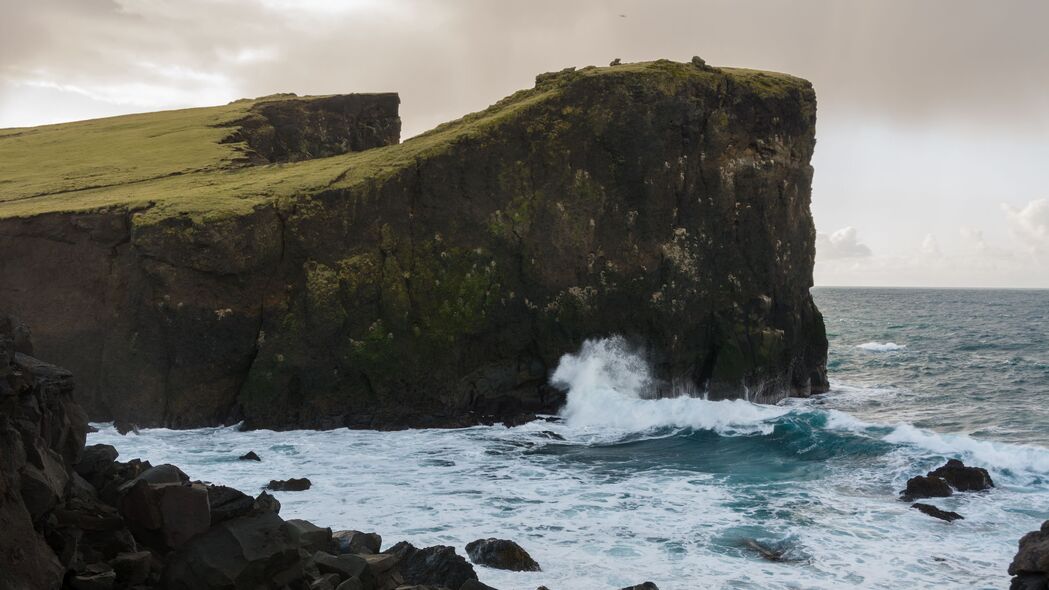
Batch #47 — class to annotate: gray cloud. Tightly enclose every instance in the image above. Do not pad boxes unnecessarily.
[2,0,1048,136]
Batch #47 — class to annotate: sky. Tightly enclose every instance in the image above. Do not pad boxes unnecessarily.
[1,0,1047,287]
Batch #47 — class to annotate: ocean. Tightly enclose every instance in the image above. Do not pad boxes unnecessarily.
[88,287,1049,589]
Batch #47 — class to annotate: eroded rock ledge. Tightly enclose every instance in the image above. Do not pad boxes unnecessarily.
[0,59,828,430]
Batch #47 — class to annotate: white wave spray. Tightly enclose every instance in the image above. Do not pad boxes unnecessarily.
[550,336,789,435]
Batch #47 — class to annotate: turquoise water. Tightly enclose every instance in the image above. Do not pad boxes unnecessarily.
[92,288,1049,589]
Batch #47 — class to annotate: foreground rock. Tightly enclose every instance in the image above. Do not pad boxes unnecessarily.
[911,503,964,522]
[386,541,478,589]
[0,59,828,430]
[0,316,87,590]
[0,316,508,590]
[900,459,993,500]
[465,538,541,571]
[1010,520,1049,590]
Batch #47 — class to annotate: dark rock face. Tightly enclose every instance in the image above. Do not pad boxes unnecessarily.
[226,93,401,163]
[238,450,261,461]
[900,459,994,500]
[928,458,994,492]
[0,316,87,590]
[620,583,660,590]
[1010,521,1049,589]
[911,503,964,522]
[465,538,541,571]
[267,477,312,491]
[333,529,382,554]
[900,475,953,501]
[0,61,828,430]
[385,541,478,589]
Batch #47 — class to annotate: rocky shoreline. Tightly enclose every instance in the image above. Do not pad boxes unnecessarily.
[4,309,1046,589]
[2,316,661,590]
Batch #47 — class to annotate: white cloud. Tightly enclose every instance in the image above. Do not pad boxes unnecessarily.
[816,226,872,260]
[920,234,942,257]
[1004,198,1049,256]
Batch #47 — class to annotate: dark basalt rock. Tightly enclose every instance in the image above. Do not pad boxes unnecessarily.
[928,459,994,492]
[267,477,312,491]
[1010,520,1049,589]
[164,512,304,589]
[911,503,964,522]
[385,541,478,589]
[461,580,501,590]
[239,450,262,461]
[333,529,382,554]
[900,475,953,501]
[620,583,660,590]
[465,538,541,571]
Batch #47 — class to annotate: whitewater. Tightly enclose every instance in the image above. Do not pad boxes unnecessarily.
[89,288,1049,589]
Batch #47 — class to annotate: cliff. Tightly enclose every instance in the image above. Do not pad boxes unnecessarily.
[0,59,828,429]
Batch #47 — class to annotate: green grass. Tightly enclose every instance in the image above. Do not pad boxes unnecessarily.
[0,61,809,223]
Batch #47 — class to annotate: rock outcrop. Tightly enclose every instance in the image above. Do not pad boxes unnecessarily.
[0,59,828,429]
[0,316,87,590]
[900,459,994,500]
[0,317,520,590]
[465,538,541,571]
[1010,520,1049,590]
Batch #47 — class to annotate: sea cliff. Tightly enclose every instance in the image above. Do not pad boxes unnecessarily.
[0,58,828,429]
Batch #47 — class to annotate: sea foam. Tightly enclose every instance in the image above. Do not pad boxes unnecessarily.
[856,341,906,352]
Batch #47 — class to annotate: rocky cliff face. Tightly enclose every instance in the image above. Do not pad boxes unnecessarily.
[0,59,828,429]
[0,316,87,589]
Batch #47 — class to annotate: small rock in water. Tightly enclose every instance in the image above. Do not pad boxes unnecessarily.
[900,475,953,501]
[741,538,789,562]
[266,477,311,491]
[238,451,261,461]
[465,538,541,571]
[911,503,964,522]
[620,583,660,590]
[928,459,994,491]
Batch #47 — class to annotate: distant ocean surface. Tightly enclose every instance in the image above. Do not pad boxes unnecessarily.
[90,288,1049,589]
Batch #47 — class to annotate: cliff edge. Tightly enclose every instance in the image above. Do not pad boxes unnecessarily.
[0,59,828,429]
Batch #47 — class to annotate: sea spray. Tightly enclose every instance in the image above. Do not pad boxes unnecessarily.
[552,336,792,435]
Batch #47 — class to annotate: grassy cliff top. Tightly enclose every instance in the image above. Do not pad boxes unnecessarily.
[0,60,810,223]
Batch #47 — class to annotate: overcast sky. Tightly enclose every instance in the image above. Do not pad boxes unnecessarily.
[2,0,1047,287]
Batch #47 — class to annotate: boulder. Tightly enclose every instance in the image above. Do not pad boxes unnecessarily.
[118,480,210,549]
[311,572,344,590]
[267,477,312,492]
[239,451,262,461]
[164,512,304,589]
[110,550,153,586]
[911,503,964,522]
[208,484,256,525]
[333,529,382,554]
[1010,520,1049,583]
[928,459,994,492]
[620,584,660,590]
[75,444,119,485]
[385,541,478,589]
[313,551,372,581]
[254,491,282,514]
[287,519,334,553]
[1011,574,1049,590]
[465,538,541,571]
[900,475,953,501]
